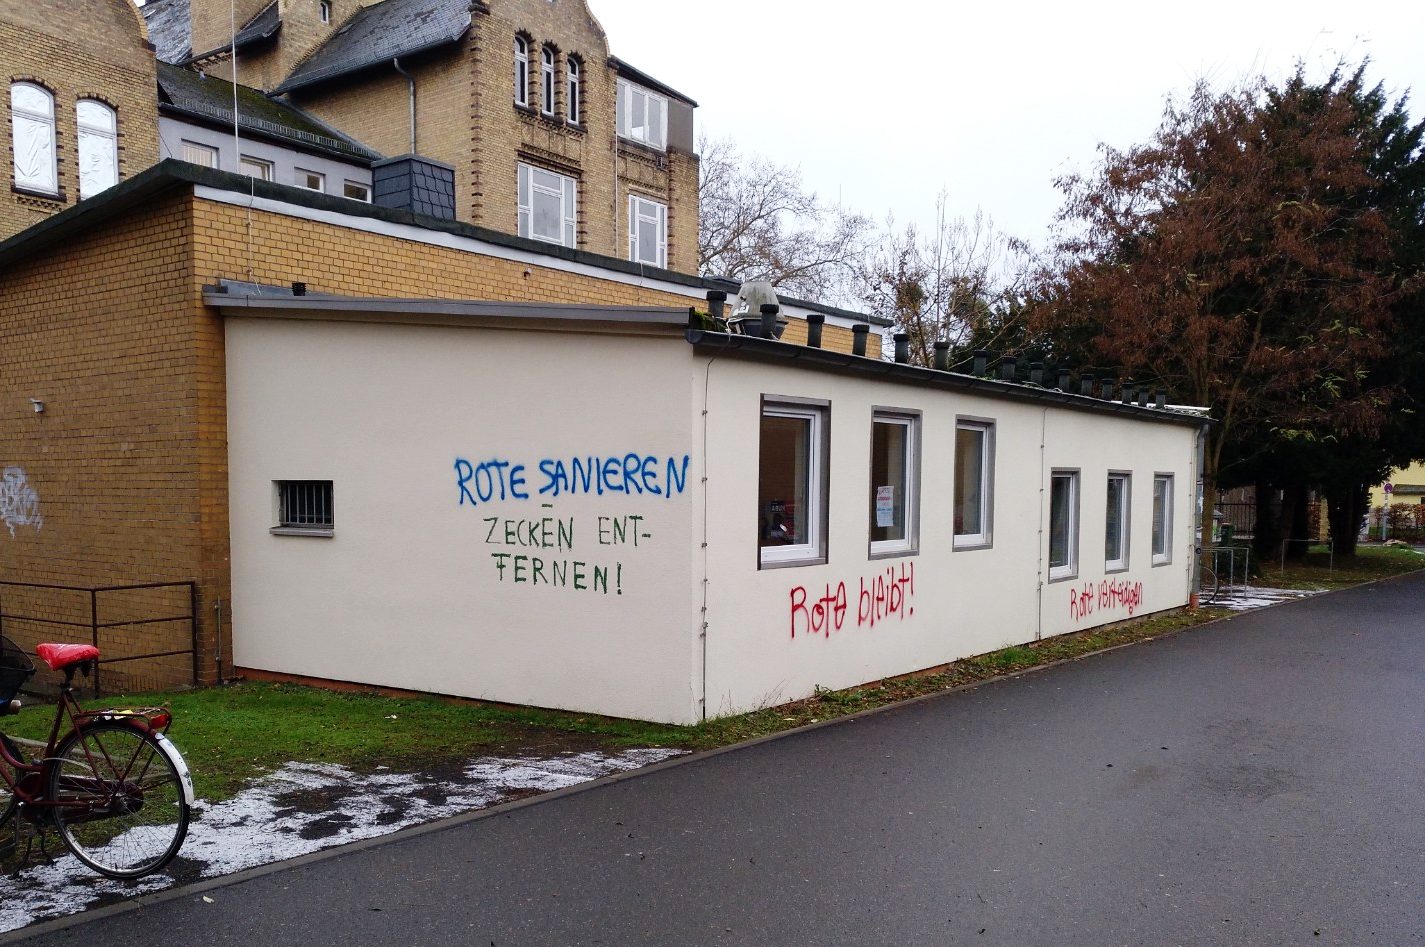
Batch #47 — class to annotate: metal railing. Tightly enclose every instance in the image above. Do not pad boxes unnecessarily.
[0,581,197,696]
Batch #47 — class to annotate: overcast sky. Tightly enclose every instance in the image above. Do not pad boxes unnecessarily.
[593,0,1425,248]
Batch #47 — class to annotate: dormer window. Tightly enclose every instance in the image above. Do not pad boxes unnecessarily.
[616,79,666,150]
[10,83,58,196]
[566,56,581,125]
[513,36,529,107]
[319,1,331,23]
[540,46,556,116]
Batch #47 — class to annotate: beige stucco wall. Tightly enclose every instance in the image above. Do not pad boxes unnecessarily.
[225,317,702,722]
[1370,461,1425,509]
[698,359,1199,717]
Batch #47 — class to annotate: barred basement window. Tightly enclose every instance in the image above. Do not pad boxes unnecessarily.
[274,481,333,535]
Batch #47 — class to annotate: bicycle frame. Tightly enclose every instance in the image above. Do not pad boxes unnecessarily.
[1,663,172,822]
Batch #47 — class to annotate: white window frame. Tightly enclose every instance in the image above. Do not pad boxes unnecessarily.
[513,36,529,107]
[1152,474,1174,565]
[566,56,581,124]
[759,398,829,568]
[540,46,556,116]
[181,139,219,168]
[76,99,119,200]
[296,168,326,193]
[319,0,331,23]
[953,419,994,549]
[517,162,577,248]
[10,82,58,196]
[869,410,919,559]
[238,155,273,181]
[616,78,667,150]
[343,180,371,202]
[1106,471,1131,572]
[1049,469,1080,582]
[627,194,667,267]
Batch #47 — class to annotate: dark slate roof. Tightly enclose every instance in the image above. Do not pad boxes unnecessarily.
[276,0,472,93]
[142,0,193,64]
[157,62,380,162]
[609,57,697,107]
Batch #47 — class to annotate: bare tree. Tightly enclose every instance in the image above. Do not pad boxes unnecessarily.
[697,136,870,302]
[854,196,1031,366]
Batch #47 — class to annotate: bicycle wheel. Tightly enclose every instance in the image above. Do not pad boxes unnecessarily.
[48,722,189,879]
[1200,564,1221,605]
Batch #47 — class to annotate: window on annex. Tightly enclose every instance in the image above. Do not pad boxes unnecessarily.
[319,0,331,23]
[953,420,994,548]
[343,180,371,202]
[616,78,667,149]
[869,411,919,557]
[239,155,273,181]
[567,56,582,124]
[517,162,576,247]
[513,35,530,107]
[296,168,325,192]
[627,194,666,267]
[76,100,118,200]
[1049,470,1079,581]
[274,480,333,536]
[1152,474,1174,565]
[1106,472,1130,572]
[181,140,219,168]
[540,46,556,116]
[11,83,58,195]
[759,400,829,567]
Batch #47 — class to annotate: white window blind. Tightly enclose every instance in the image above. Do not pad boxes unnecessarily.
[76,100,118,199]
[11,83,57,194]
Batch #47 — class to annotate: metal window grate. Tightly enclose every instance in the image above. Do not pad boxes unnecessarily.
[278,481,333,529]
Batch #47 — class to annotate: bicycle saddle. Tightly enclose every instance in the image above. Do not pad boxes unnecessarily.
[35,643,100,671]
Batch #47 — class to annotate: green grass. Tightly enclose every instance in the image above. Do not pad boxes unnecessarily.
[5,547,1417,805]
[1254,543,1424,590]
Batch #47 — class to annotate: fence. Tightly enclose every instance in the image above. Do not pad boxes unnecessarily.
[0,581,197,697]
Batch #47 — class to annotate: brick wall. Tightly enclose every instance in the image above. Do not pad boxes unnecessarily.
[0,0,158,241]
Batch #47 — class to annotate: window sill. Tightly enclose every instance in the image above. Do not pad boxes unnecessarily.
[1151,557,1172,567]
[1105,564,1131,575]
[270,526,334,538]
[869,544,916,561]
[1046,569,1078,584]
[12,185,63,203]
[759,554,828,571]
[952,537,992,552]
[617,137,668,160]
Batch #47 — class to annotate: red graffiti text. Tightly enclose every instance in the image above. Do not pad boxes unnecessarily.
[1068,577,1144,622]
[790,562,915,639]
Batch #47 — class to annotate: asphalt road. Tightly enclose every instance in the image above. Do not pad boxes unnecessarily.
[10,572,1425,946]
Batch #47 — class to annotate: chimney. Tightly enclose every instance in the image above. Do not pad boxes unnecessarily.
[997,357,1017,381]
[372,155,457,220]
[933,340,950,371]
[1155,390,1167,409]
[893,333,910,364]
[1030,362,1045,386]
[706,290,726,323]
[759,304,780,339]
[1058,369,1072,391]
[972,350,991,376]
[1080,373,1095,397]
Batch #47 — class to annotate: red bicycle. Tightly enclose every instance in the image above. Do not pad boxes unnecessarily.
[0,634,192,879]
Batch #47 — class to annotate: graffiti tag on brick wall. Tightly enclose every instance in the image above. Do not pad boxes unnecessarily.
[1068,577,1144,622]
[789,562,915,639]
[457,451,684,597]
[0,467,42,538]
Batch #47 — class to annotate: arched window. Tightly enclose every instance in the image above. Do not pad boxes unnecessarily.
[566,56,581,124]
[513,36,529,107]
[10,83,57,195]
[76,99,119,200]
[541,46,556,116]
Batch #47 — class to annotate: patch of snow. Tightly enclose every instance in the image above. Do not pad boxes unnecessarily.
[0,747,684,933]
[1208,585,1323,612]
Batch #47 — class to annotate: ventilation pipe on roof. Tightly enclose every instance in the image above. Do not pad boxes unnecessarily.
[759,304,780,339]
[933,339,950,371]
[851,324,869,357]
[1080,373,1096,397]
[1030,362,1045,386]
[893,333,910,364]
[706,290,726,323]
[997,357,1017,381]
[972,350,990,376]
[393,57,416,154]
[1122,381,1137,404]
[1058,369,1072,391]
[805,313,824,349]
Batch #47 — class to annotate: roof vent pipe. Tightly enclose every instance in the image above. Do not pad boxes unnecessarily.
[1138,388,1149,407]
[1155,390,1167,409]
[851,324,869,357]
[1122,381,1137,404]
[706,290,726,323]
[1080,373,1096,396]
[998,357,1017,381]
[759,304,780,339]
[1058,369,1072,391]
[933,340,950,371]
[805,313,824,349]
[291,281,307,297]
[893,333,911,364]
[972,350,990,376]
[1030,362,1045,386]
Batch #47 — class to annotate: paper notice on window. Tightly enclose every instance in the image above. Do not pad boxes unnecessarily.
[875,485,895,527]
